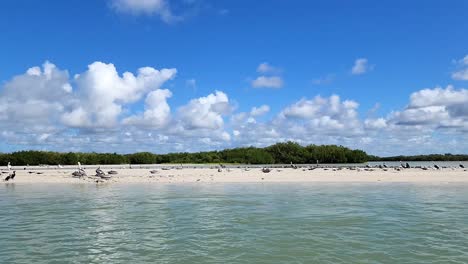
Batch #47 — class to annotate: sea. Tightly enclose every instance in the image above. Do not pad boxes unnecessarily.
[1,183,468,263]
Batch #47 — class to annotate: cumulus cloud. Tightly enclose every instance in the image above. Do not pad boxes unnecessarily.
[251,76,283,88]
[2,61,468,155]
[62,62,176,128]
[110,0,179,23]
[389,86,468,130]
[351,58,372,75]
[178,91,231,130]
[0,61,72,133]
[278,95,362,136]
[122,89,172,128]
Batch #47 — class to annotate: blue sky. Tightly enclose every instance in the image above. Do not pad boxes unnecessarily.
[1,0,468,156]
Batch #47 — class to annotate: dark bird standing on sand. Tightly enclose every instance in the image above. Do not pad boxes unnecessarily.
[434,164,440,170]
[460,164,465,169]
[4,171,15,181]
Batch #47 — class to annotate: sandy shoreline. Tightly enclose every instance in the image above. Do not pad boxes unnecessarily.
[2,167,468,184]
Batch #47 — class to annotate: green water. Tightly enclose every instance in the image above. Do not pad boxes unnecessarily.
[1,183,468,263]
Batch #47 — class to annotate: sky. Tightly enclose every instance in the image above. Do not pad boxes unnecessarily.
[0,0,468,156]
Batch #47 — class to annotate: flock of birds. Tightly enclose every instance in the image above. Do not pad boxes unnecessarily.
[2,161,467,183]
[71,162,118,182]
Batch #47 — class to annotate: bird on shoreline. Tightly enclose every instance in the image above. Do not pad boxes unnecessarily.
[7,162,11,171]
[434,164,440,170]
[95,167,106,178]
[460,164,465,169]
[4,171,15,181]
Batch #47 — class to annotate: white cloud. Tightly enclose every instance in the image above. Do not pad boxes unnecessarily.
[456,55,468,65]
[250,105,270,116]
[3,61,468,156]
[364,118,387,130]
[178,91,231,130]
[251,76,283,88]
[390,86,468,130]
[0,61,72,132]
[408,85,468,108]
[452,55,468,80]
[278,95,362,136]
[122,89,172,128]
[351,58,372,75]
[257,62,280,74]
[110,0,179,23]
[63,61,176,128]
[452,69,468,81]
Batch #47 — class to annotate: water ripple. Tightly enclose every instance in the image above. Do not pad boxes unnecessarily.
[1,183,468,263]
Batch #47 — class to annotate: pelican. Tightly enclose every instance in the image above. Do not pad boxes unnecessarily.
[96,167,105,177]
[7,162,11,171]
[262,167,271,173]
[460,164,465,169]
[434,164,440,170]
[4,171,15,181]
[290,162,298,169]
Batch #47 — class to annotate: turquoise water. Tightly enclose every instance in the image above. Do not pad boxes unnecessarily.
[1,183,468,263]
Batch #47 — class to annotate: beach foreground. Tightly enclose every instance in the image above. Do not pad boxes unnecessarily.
[3,166,468,184]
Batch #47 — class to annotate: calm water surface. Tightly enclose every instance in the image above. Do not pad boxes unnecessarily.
[1,183,468,263]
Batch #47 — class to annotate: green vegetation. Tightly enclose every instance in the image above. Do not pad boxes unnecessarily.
[2,143,466,166]
[0,142,370,166]
[373,153,468,162]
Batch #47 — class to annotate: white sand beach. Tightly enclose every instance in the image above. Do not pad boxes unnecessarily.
[3,166,468,184]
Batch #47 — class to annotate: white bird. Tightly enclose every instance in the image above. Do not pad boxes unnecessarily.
[7,162,11,171]
[78,162,82,170]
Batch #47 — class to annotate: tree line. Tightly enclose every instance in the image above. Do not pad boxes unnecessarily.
[0,142,370,166]
[374,153,468,162]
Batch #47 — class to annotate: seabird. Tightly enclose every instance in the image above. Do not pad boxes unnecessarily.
[262,167,271,173]
[7,162,11,171]
[96,167,105,177]
[290,162,298,169]
[434,164,440,170]
[460,164,465,169]
[4,171,15,181]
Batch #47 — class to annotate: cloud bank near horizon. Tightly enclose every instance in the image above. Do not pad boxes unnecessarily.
[1,60,468,156]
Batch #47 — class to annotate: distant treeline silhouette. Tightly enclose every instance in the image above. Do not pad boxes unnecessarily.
[373,153,468,162]
[0,142,370,165]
